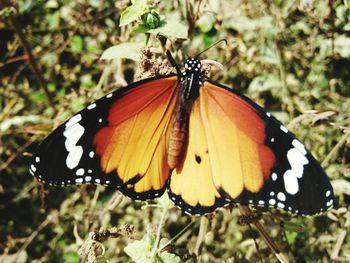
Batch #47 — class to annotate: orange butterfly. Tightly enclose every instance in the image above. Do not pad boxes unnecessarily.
[30,54,334,216]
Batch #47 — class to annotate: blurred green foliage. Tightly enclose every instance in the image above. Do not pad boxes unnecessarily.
[0,0,349,262]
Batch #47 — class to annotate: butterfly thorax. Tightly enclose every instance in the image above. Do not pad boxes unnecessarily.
[168,58,204,169]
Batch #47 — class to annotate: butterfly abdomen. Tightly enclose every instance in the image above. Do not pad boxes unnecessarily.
[168,109,189,169]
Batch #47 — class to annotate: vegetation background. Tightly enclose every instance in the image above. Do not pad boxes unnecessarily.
[0,0,349,262]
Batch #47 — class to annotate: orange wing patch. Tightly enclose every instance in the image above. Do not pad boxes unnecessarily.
[169,81,275,212]
[200,82,275,196]
[94,77,178,194]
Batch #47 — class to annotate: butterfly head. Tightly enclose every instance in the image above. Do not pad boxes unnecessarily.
[184,58,202,73]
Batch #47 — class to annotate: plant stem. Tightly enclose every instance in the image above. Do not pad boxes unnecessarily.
[238,206,289,263]
[194,216,208,256]
[158,219,197,252]
[150,208,168,262]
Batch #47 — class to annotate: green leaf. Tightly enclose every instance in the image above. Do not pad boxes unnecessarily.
[124,233,156,263]
[100,43,143,61]
[285,231,298,244]
[131,23,151,34]
[196,12,216,33]
[260,40,280,64]
[146,18,188,39]
[70,35,83,53]
[333,35,350,57]
[47,11,60,29]
[47,83,56,92]
[159,252,181,263]
[120,0,149,26]
[62,252,80,263]
[18,0,36,13]
[124,233,181,263]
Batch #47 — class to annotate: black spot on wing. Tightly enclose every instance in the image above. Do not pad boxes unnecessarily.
[195,154,202,164]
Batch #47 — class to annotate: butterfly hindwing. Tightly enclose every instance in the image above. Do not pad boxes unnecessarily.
[168,80,276,215]
[30,76,179,200]
[168,99,228,215]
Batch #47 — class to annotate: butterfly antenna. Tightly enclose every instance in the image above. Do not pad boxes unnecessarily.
[196,39,228,58]
[157,34,182,75]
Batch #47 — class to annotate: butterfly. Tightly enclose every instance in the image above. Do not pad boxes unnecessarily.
[29,54,335,216]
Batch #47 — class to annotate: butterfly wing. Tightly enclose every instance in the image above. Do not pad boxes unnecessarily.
[168,81,334,215]
[29,76,179,200]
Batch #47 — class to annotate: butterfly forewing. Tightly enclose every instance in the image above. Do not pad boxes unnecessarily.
[30,76,179,200]
[202,81,335,215]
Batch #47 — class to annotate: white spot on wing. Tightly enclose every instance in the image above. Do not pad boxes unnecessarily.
[326,190,331,197]
[85,176,92,182]
[89,151,94,158]
[277,202,285,209]
[76,168,84,176]
[271,172,277,181]
[106,93,113,98]
[87,103,96,110]
[283,145,309,195]
[292,139,307,155]
[277,192,286,201]
[30,164,36,172]
[269,199,276,205]
[35,157,40,163]
[283,170,299,195]
[65,114,82,128]
[327,200,333,206]
[63,124,84,151]
[266,112,271,117]
[66,146,83,170]
[75,178,83,183]
[280,125,288,133]
[63,119,85,169]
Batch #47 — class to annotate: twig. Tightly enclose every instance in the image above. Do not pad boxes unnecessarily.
[2,3,57,113]
[0,135,38,172]
[15,211,57,262]
[321,131,350,167]
[331,213,350,261]
[238,206,289,263]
